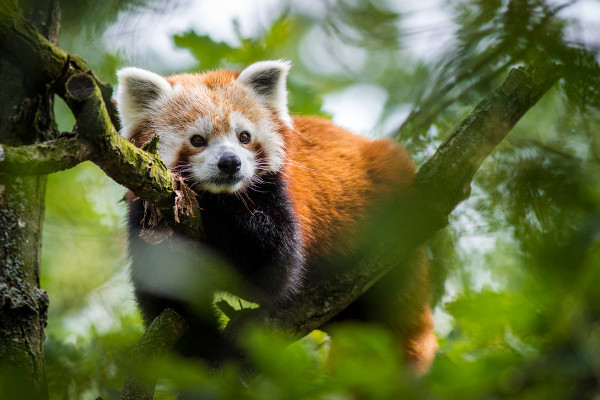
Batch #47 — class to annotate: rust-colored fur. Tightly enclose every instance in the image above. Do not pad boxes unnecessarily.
[285,116,415,257]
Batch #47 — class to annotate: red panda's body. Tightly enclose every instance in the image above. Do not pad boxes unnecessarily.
[286,116,416,258]
[117,61,437,372]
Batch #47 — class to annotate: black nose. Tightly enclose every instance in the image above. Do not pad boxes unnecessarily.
[218,153,241,175]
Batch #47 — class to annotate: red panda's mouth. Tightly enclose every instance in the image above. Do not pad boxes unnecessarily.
[196,173,248,194]
[210,174,243,185]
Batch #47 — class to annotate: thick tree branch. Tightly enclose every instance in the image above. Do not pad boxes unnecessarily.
[63,73,175,208]
[0,1,65,87]
[415,60,562,216]
[121,309,189,400]
[62,72,205,241]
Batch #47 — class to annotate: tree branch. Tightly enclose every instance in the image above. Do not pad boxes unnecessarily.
[121,309,189,400]
[63,72,205,240]
[0,0,119,128]
[0,135,91,175]
[415,60,562,216]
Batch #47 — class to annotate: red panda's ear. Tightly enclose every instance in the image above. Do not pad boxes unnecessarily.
[116,67,172,139]
[237,60,292,127]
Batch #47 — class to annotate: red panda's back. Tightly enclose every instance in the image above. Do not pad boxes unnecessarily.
[286,116,416,258]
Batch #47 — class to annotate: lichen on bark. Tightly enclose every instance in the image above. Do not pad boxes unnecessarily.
[0,2,60,398]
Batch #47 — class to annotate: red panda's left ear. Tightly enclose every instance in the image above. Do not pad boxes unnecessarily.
[116,67,172,140]
[237,60,292,127]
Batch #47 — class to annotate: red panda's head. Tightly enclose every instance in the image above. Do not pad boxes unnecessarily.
[116,60,291,194]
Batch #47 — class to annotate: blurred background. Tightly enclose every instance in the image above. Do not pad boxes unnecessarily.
[43,0,600,398]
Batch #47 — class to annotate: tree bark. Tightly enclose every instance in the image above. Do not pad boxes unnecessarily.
[0,1,60,399]
[121,309,189,400]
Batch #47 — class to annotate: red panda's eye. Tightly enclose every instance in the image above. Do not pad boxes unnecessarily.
[190,135,206,147]
[239,131,251,144]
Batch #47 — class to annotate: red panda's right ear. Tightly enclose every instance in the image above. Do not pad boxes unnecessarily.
[116,67,172,140]
[237,60,292,127]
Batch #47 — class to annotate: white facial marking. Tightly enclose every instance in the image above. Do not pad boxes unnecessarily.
[229,112,256,139]
[229,112,285,173]
[157,116,213,170]
[189,134,257,193]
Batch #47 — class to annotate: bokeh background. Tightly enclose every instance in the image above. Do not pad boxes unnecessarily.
[43,0,600,398]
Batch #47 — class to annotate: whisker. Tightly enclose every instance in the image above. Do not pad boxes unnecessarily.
[281,160,323,173]
[235,191,253,214]
[246,175,272,193]
[241,190,256,207]
[188,181,204,191]
[277,170,300,184]
[171,162,193,171]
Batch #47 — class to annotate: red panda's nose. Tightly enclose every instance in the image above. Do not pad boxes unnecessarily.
[218,152,242,175]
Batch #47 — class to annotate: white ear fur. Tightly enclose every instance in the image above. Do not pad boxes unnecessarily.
[237,60,292,127]
[116,67,172,139]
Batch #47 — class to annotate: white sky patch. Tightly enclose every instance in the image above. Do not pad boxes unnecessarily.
[433,304,454,338]
[384,0,457,61]
[61,268,138,341]
[381,104,412,137]
[289,0,328,17]
[299,25,368,76]
[452,185,504,293]
[555,0,600,49]
[104,0,285,71]
[322,84,388,135]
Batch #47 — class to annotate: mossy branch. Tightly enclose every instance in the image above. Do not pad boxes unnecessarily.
[0,0,118,127]
[0,135,90,175]
[63,72,205,240]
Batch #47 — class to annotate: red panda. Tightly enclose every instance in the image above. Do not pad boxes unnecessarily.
[116,60,437,372]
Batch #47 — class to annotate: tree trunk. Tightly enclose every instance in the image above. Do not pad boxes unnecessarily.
[0,1,60,399]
